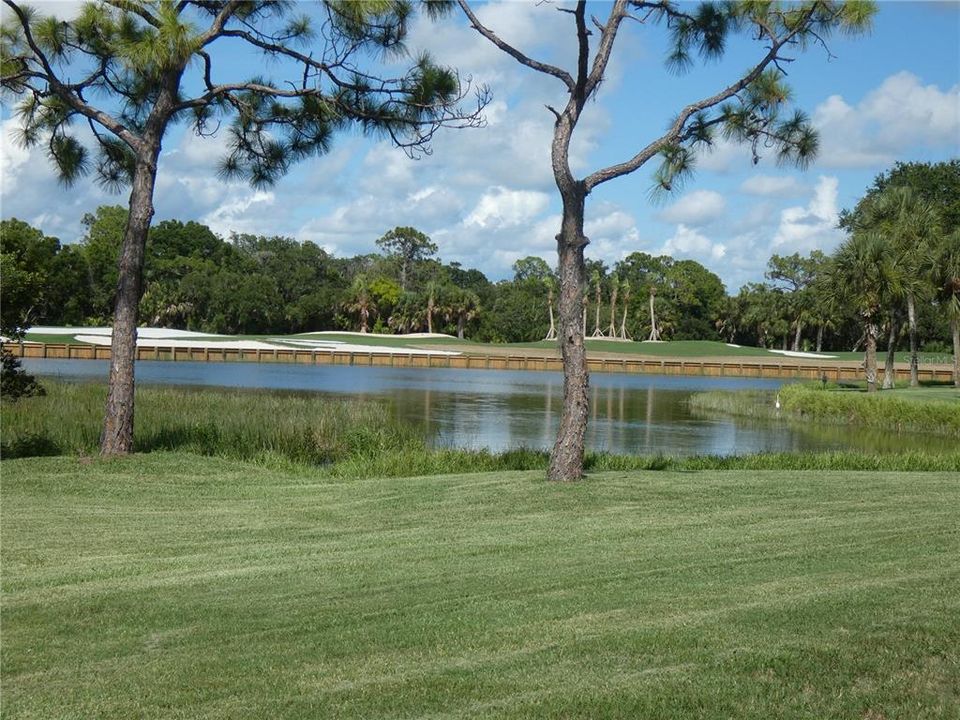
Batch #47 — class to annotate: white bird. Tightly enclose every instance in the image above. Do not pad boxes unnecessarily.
[775,393,781,410]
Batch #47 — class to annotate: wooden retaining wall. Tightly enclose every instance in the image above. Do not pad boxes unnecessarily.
[9,341,955,383]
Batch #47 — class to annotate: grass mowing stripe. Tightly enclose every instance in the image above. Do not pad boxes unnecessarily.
[2,454,958,719]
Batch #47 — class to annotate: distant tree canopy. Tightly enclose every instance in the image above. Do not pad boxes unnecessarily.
[376,227,439,291]
[4,159,958,369]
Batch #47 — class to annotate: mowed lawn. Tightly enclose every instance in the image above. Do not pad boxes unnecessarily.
[2,455,958,719]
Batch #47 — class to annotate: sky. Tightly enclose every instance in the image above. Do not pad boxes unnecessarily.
[1,0,958,292]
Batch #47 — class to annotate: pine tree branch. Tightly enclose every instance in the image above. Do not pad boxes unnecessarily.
[574,1,590,101]
[456,0,575,92]
[583,7,816,192]
[2,0,142,152]
[584,0,629,100]
[101,0,162,29]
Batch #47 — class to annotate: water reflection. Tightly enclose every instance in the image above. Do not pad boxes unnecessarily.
[24,359,952,456]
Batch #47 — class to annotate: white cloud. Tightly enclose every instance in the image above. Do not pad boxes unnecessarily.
[740,175,806,198]
[464,186,551,229]
[0,119,114,242]
[656,190,726,226]
[0,118,29,179]
[814,72,960,168]
[658,224,727,263]
[201,190,276,238]
[771,175,844,253]
[361,142,418,193]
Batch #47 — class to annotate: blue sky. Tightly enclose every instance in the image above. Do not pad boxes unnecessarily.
[1,0,958,292]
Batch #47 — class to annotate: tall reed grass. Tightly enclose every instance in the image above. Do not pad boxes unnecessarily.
[688,384,960,436]
[4,382,958,473]
[1,381,422,464]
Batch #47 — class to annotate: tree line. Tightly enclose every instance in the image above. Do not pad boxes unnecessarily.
[3,161,958,373]
[1,212,725,343]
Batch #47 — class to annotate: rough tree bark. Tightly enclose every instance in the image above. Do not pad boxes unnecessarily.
[100,71,181,455]
[882,317,897,390]
[865,319,879,393]
[792,319,803,352]
[549,187,590,481]
[816,324,824,353]
[99,151,160,454]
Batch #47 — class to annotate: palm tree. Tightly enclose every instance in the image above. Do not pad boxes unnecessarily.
[856,186,939,387]
[343,274,376,334]
[647,285,661,341]
[388,292,422,334]
[590,269,605,338]
[543,277,558,341]
[445,288,480,340]
[607,274,620,337]
[808,275,838,352]
[423,280,445,334]
[881,312,903,390]
[826,233,902,392]
[932,228,960,387]
[618,278,631,340]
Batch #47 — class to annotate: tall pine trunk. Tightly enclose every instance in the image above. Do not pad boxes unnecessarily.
[792,318,802,352]
[907,293,919,387]
[548,190,589,481]
[816,324,824,352]
[100,147,160,455]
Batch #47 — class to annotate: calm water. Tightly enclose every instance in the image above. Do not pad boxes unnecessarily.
[24,359,951,456]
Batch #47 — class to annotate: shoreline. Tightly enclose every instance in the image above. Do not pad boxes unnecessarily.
[9,339,955,384]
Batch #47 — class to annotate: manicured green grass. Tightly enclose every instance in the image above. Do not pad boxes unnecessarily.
[24,327,861,360]
[17,333,99,345]
[827,350,956,366]
[882,385,960,403]
[2,454,958,719]
[519,339,787,357]
[292,332,472,347]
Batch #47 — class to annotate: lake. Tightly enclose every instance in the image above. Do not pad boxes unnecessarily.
[23,359,951,456]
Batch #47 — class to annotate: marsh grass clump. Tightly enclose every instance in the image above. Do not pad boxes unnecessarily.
[0,381,421,464]
[688,383,960,437]
[3,381,959,473]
